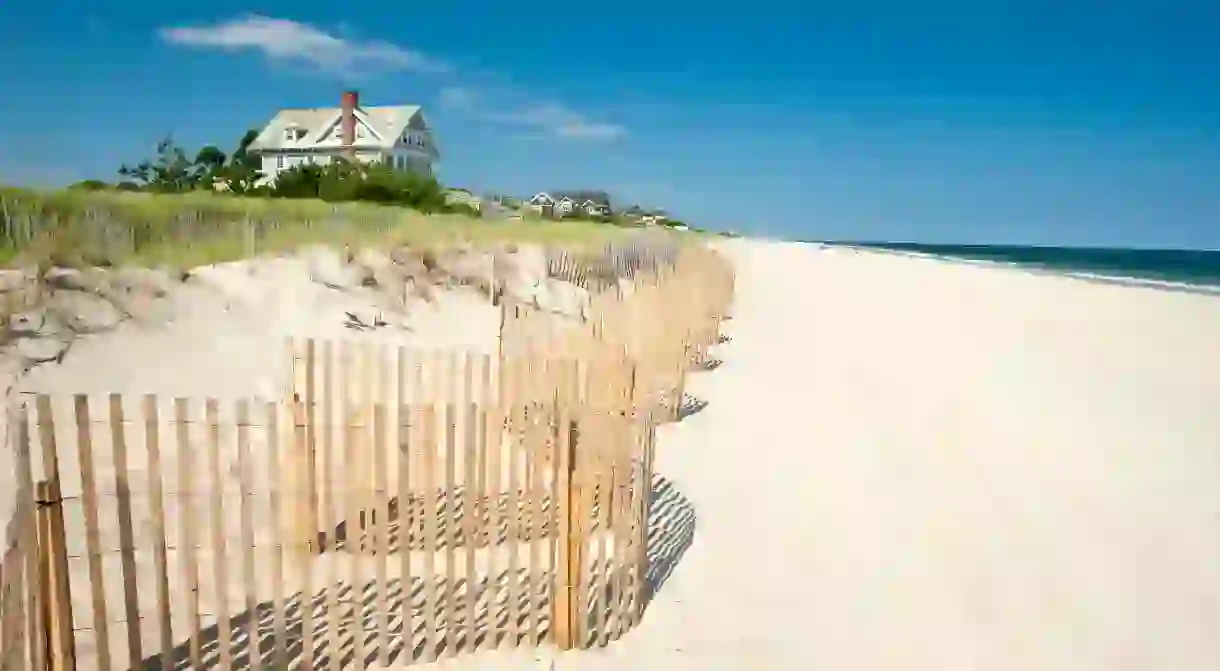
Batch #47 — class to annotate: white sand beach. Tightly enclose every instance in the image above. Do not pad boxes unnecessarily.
[475,239,1220,670]
[6,238,1220,670]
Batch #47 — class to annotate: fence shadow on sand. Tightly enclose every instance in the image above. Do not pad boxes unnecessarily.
[640,476,696,612]
[134,474,697,669]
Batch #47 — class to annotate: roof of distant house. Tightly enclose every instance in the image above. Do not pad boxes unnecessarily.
[552,190,612,207]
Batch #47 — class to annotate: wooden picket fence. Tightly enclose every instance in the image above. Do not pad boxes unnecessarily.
[501,245,735,422]
[0,244,735,671]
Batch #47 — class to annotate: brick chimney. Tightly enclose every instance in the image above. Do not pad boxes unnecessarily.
[340,90,359,156]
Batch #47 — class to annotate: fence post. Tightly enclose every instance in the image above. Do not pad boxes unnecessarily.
[551,359,582,650]
[304,339,319,554]
[34,481,74,671]
[32,396,74,671]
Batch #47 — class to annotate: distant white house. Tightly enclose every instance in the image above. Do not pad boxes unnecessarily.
[246,90,439,183]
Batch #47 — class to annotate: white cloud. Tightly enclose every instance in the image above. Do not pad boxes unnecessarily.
[158,17,625,140]
[158,15,445,74]
[437,86,478,111]
[438,86,626,142]
[555,121,628,140]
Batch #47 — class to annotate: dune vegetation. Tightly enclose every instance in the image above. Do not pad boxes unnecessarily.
[0,186,637,270]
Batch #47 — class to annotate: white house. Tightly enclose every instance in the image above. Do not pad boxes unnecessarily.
[247,90,439,182]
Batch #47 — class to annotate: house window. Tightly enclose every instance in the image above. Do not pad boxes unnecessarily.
[276,155,284,169]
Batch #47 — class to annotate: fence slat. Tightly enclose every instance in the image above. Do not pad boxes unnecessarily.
[205,398,233,671]
[15,403,42,671]
[461,354,479,654]
[322,341,342,671]
[264,402,288,671]
[344,342,365,669]
[420,399,439,663]
[622,415,642,631]
[235,400,262,671]
[35,396,76,671]
[360,345,375,558]
[594,371,614,648]
[610,412,629,642]
[551,363,573,653]
[482,401,501,653]
[293,394,317,671]
[396,347,414,664]
[575,398,598,649]
[442,398,458,659]
[108,394,144,668]
[141,396,173,671]
[74,395,112,671]
[304,340,320,555]
[527,388,545,647]
[637,417,657,626]
[504,361,522,650]
[373,402,390,667]
[317,341,341,671]
[174,398,203,669]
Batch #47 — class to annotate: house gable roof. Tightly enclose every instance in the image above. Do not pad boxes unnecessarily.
[248,104,436,156]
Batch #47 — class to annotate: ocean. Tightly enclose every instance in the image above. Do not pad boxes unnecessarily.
[843,243,1220,291]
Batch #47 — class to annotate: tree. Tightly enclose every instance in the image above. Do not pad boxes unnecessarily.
[216,129,264,194]
[230,129,260,170]
[115,129,266,194]
[117,135,198,192]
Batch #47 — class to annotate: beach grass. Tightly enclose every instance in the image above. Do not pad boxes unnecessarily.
[0,186,639,269]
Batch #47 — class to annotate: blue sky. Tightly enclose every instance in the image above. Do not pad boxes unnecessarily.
[2,1,1219,248]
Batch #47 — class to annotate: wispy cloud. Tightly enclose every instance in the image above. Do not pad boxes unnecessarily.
[439,86,627,142]
[158,16,624,141]
[158,15,446,74]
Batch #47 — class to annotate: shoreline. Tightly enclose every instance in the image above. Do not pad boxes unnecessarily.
[834,244,1220,298]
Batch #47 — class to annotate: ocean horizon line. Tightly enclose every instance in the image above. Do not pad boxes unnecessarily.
[825,242,1220,296]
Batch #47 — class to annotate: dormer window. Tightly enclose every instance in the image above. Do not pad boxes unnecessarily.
[402,132,427,149]
[284,126,307,142]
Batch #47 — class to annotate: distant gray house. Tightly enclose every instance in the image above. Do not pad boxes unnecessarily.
[622,204,667,226]
[529,190,613,218]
